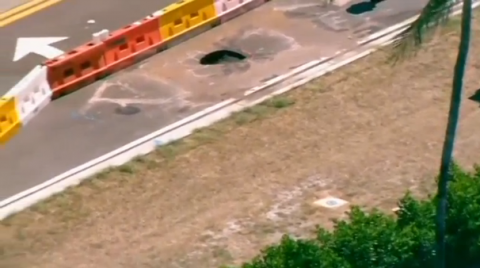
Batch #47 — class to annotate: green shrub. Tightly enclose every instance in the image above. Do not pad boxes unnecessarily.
[239,165,480,268]
[317,205,435,268]
[242,235,348,268]
[444,164,480,267]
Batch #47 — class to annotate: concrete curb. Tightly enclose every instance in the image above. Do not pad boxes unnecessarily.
[1,1,477,220]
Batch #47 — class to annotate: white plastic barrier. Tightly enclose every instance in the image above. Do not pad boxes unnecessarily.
[4,65,52,125]
[214,0,267,22]
[214,0,249,17]
[92,29,110,44]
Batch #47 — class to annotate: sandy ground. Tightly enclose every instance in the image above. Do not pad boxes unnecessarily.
[1,13,480,268]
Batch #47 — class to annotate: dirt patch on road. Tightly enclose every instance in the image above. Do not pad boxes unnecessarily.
[2,14,480,268]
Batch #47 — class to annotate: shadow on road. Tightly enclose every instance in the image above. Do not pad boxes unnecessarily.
[346,0,386,15]
[469,88,480,106]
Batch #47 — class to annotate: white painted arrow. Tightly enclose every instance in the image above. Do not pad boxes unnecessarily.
[13,37,69,62]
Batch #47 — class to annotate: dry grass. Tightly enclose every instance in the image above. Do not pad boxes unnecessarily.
[1,14,480,268]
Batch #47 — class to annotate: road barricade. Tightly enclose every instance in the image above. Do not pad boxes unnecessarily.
[156,0,219,49]
[46,16,162,98]
[102,15,162,74]
[214,0,268,23]
[4,65,52,124]
[0,0,268,145]
[45,41,107,98]
[42,0,268,100]
[0,97,21,145]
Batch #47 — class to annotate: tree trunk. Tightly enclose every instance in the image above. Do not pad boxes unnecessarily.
[435,0,472,267]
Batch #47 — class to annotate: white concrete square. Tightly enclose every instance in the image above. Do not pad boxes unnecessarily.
[333,0,353,6]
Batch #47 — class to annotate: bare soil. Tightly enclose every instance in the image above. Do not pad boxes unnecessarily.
[1,14,480,268]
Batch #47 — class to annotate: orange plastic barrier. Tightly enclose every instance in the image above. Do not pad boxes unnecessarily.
[46,42,106,98]
[103,16,162,74]
[46,16,162,99]
[157,0,219,48]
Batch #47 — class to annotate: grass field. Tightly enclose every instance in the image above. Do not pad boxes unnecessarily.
[1,13,480,268]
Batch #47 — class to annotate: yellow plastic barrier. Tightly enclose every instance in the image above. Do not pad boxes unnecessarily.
[0,97,21,145]
[157,0,218,42]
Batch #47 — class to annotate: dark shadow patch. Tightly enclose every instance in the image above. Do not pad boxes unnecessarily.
[469,89,480,106]
[346,0,385,15]
[187,28,295,78]
[115,105,141,115]
[200,50,247,65]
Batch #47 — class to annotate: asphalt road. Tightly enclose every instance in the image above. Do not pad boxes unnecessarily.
[0,0,177,94]
[0,0,430,202]
[0,0,29,12]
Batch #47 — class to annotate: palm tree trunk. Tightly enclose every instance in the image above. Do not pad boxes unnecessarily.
[435,0,472,267]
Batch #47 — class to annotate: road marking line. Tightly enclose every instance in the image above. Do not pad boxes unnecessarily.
[0,0,62,27]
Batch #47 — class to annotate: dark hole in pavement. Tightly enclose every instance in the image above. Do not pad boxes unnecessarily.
[115,105,141,115]
[200,49,247,65]
[346,0,385,15]
[469,88,480,106]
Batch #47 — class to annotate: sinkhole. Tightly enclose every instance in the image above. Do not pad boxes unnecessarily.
[346,0,385,15]
[199,49,247,65]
